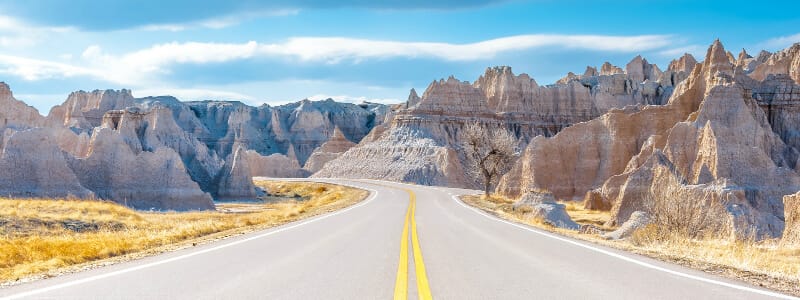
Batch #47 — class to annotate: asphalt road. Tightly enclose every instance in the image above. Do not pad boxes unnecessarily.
[1,179,796,300]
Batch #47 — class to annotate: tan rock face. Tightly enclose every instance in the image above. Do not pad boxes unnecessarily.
[496,104,686,200]
[499,40,800,240]
[244,150,306,178]
[608,84,800,238]
[0,82,46,130]
[215,145,257,201]
[47,89,135,129]
[0,128,93,198]
[498,40,732,200]
[304,127,356,173]
[600,62,624,75]
[748,43,800,84]
[68,128,214,211]
[318,56,687,187]
[625,55,663,83]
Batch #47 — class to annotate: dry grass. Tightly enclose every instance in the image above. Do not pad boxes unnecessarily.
[560,201,612,229]
[0,180,367,283]
[629,224,800,284]
[461,194,800,296]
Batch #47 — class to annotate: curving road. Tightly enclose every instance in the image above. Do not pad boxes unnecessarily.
[0,179,796,300]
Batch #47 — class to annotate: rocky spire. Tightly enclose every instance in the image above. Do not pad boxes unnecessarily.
[667,53,698,73]
[705,39,734,78]
[406,88,421,108]
[583,66,598,77]
[600,62,624,75]
[738,48,752,61]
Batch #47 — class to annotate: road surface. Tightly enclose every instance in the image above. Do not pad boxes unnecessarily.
[1,179,796,300]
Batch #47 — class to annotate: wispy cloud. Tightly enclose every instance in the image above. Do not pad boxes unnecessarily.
[657,45,703,58]
[0,33,678,85]
[0,15,73,48]
[263,34,675,62]
[0,54,99,80]
[0,1,505,30]
[759,33,800,51]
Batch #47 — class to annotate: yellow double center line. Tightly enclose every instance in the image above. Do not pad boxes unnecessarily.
[394,188,433,300]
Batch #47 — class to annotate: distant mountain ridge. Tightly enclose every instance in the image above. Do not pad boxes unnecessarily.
[0,86,388,210]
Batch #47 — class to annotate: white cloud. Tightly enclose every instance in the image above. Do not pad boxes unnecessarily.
[0,15,73,48]
[657,45,703,58]
[74,42,260,84]
[262,34,675,63]
[0,33,679,85]
[759,33,800,51]
[0,54,99,80]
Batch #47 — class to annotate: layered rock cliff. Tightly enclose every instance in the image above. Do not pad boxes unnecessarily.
[47,89,136,129]
[317,54,688,186]
[498,40,800,240]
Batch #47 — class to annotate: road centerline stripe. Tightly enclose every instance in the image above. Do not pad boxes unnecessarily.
[409,191,433,300]
[385,184,433,300]
[393,193,411,300]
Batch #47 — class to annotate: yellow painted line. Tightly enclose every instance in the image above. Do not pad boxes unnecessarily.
[393,194,412,300]
[409,191,433,300]
[378,183,431,300]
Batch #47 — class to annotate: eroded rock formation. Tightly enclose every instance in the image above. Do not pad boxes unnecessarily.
[317,57,683,185]
[0,82,387,210]
[499,40,800,240]
[0,128,93,199]
[304,127,357,173]
[68,128,215,210]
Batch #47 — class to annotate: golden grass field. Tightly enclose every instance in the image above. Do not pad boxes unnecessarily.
[461,194,800,296]
[0,180,367,283]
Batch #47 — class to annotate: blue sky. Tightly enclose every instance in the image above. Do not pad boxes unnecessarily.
[0,0,799,113]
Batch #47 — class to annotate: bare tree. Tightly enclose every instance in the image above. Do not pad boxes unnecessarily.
[461,122,518,197]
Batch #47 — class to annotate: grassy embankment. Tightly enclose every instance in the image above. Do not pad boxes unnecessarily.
[0,180,367,283]
[461,194,800,296]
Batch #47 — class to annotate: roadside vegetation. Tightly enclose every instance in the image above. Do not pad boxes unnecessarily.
[0,180,367,283]
[461,194,800,296]
[460,122,518,197]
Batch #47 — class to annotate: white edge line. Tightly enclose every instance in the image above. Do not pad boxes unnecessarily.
[1,180,378,300]
[450,194,799,300]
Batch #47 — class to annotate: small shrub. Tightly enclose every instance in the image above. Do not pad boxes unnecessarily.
[630,224,668,246]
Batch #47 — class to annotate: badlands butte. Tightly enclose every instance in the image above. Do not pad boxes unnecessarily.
[2,40,800,244]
